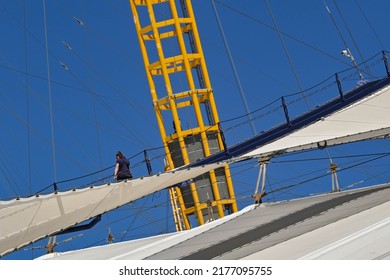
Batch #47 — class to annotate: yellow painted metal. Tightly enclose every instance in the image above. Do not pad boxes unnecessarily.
[169,188,186,231]
[129,0,238,230]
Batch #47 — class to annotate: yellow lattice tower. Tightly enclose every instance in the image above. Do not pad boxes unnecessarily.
[129,0,238,230]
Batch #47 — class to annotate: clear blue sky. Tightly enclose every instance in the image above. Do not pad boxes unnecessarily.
[1,0,389,259]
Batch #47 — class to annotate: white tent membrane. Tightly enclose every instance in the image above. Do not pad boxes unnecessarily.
[0,163,219,257]
[38,184,390,260]
[243,80,390,159]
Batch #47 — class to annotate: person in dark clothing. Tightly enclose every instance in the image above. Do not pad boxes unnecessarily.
[114,151,133,181]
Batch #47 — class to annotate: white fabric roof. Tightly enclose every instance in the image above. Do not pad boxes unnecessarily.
[0,163,219,257]
[243,83,390,159]
[39,184,390,260]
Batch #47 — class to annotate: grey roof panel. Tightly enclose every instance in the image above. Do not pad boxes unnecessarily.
[147,184,390,260]
[41,184,390,260]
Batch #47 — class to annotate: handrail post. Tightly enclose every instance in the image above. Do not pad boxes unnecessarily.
[281,97,291,127]
[218,122,229,155]
[144,150,152,176]
[383,51,390,77]
[336,73,344,100]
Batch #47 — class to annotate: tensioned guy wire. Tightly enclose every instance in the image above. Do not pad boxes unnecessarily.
[264,0,310,110]
[43,0,57,184]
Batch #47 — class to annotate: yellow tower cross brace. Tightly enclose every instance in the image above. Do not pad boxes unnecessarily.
[129,0,238,230]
